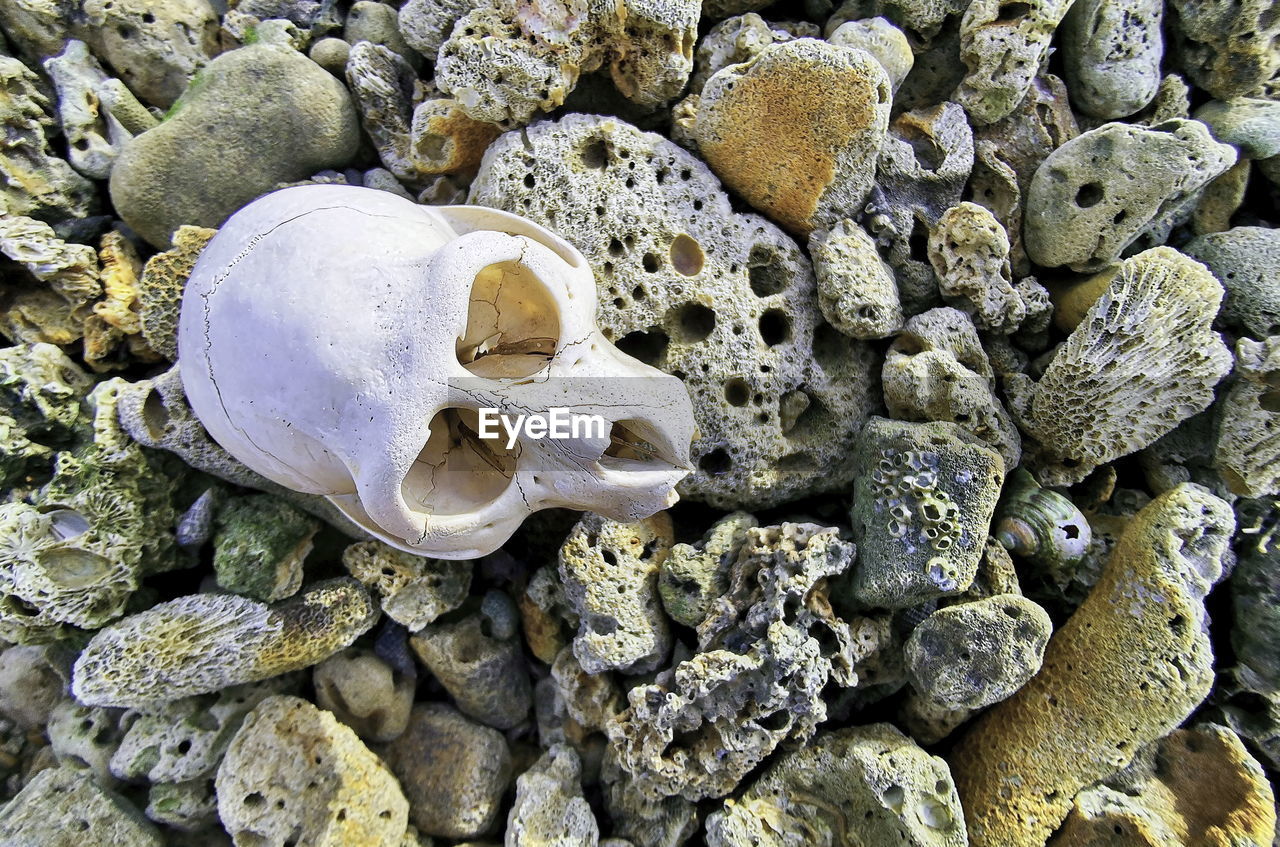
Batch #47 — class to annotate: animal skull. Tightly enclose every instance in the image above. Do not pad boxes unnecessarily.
[178,185,695,558]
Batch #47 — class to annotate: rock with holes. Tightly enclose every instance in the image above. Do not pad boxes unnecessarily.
[659,511,756,628]
[828,17,914,93]
[146,779,219,832]
[213,494,317,602]
[342,540,470,631]
[313,648,413,743]
[110,676,299,785]
[471,114,880,510]
[216,695,409,847]
[137,225,216,360]
[559,511,674,675]
[949,484,1234,847]
[1059,0,1163,119]
[71,579,377,708]
[882,308,1021,469]
[507,743,600,847]
[1182,226,1280,339]
[1016,247,1233,485]
[47,700,125,784]
[0,341,89,489]
[410,614,532,729]
[1215,337,1280,498]
[704,724,967,847]
[809,218,903,340]
[109,45,360,247]
[686,13,818,96]
[1053,724,1277,847]
[928,202,1025,333]
[1167,0,1280,99]
[0,765,164,847]
[608,523,883,801]
[600,747,699,847]
[905,594,1051,710]
[1024,120,1236,271]
[690,39,891,236]
[380,702,513,839]
[71,0,218,108]
[848,417,1005,610]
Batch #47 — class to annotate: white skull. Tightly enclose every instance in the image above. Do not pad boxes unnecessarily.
[178,185,695,558]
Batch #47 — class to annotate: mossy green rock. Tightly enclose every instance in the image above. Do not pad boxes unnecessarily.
[109,44,360,248]
[213,494,317,602]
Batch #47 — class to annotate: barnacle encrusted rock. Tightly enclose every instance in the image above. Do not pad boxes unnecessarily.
[0,765,164,846]
[213,494,318,601]
[313,648,413,743]
[1053,725,1277,846]
[905,594,1051,710]
[928,201,1025,333]
[1166,0,1280,98]
[1214,337,1280,498]
[1059,0,1162,119]
[1182,226,1280,339]
[1016,247,1233,485]
[953,0,1075,125]
[471,114,879,509]
[342,540,470,631]
[0,56,97,221]
[949,484,1234,847]
[828,17,913,93]
[410,614,533,729]
[109,44,360,247]
[559,511,673,675]
[216,695,409,847]
[608,523,878,801]
[849,417,1005,610]
[883,308,1021,469]
[380,703,514,839]
[1024,120,1236,271]
[658,510,756,627]
[507,744,600,847]
[71,578,377,708]
[705,724,967,847]
[809,218,903,340]
[691,39,891,235]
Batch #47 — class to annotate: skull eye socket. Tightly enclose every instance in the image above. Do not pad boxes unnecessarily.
[456,260,561,379]
[601,419,680,469]
[401,408,517,516]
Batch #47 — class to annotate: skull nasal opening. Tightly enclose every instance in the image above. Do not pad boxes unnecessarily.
[456,259,562,379]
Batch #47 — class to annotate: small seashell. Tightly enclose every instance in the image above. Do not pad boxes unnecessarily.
[175,488,217,549]
[995,468,1091,567]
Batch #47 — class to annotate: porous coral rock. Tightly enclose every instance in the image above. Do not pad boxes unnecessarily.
[212,494,317,601]
[108,44,360,247]
[146,778,218,832]
[1024,119,1236,271]
[506,744,600,847]
[71,579,377,708]
[692,39,891,236]
[343,540,470,631]
[0,341,90,448]
[138,225,216,360]
[73,0,219,108]
[928,201,1025,333]
[380,703,513,839]
[1052,725,1277,847]
[828,17,913,93]
[521,565,577,664]
[904,593,1052,710]
[47,700,124,783]
[849,417,1005,609]
[883,308,1020,469]
[410,614,533,730]
[1190,159,1250,236]
[1166,0,1280,99]
[313,648,413,743]
[953,0,1074,124]
[1017,247,1233,485]
[686,13,816,95]
[658,510,756,628]
[608,523,880,801]
[1059,0,1163,119]
[0,55,97,221]
[1231,507,1280,696]
[1195,98,1280,161]
[471,113,880,509]
[398,0,474,57]
[1215,337,1280,498]
[704,724,967,847]
[809,218,903,340]
[1182,226,1280,339]
[0,214,102,348]
[559,511,673,675]
[0,764,164,847]
[949,484,1235,847]
[0,645,64,731]
[599,748,698,847]
[42,40,149,179]
[216,695,409,847]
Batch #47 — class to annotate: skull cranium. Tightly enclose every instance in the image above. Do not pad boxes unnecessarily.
[178,185,695,558]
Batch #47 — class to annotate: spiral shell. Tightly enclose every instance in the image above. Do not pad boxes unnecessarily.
[995,468,1091,567]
